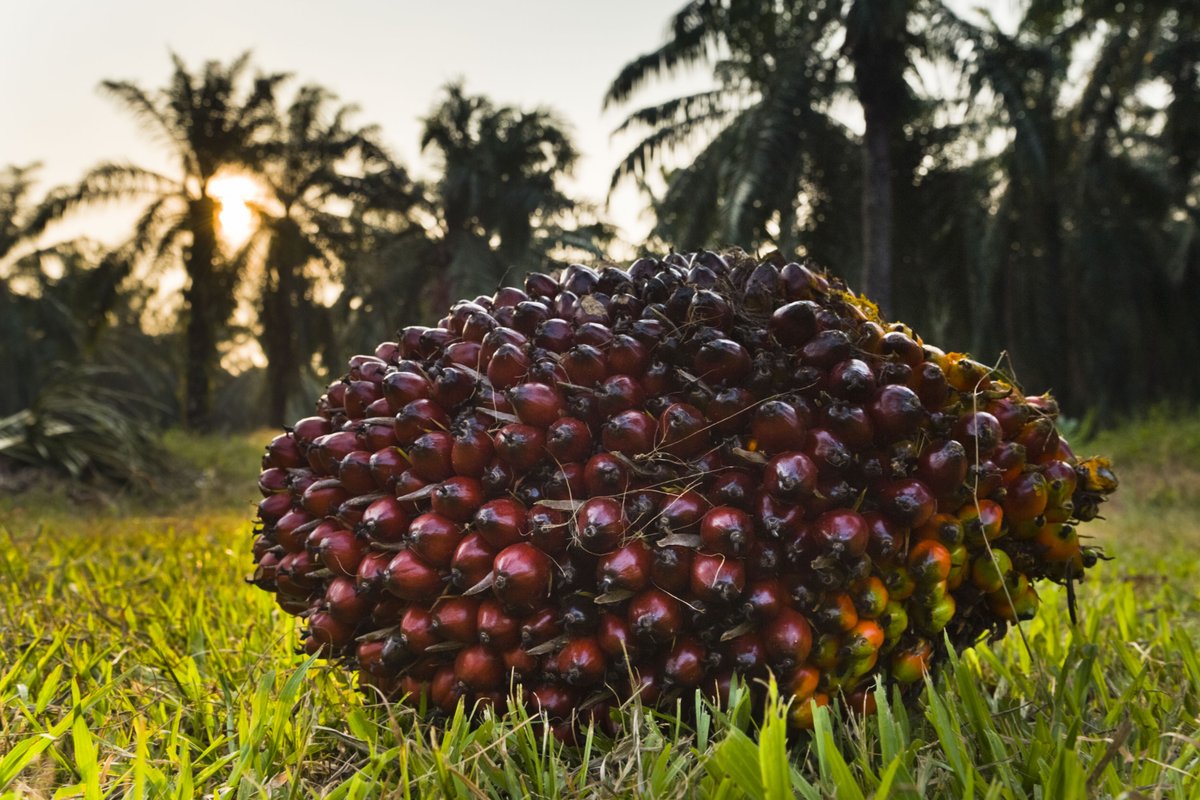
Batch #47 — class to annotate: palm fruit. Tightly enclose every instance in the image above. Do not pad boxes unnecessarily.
[248,249,1119,737]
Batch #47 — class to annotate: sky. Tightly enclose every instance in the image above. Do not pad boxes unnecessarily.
[1,0,718,250]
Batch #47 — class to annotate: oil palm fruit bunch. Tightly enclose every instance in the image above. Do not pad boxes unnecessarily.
[248,249,1118,738]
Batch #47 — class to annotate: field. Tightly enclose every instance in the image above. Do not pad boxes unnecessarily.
[1,416,1198,798]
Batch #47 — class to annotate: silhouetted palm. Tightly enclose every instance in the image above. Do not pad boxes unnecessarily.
[33,53,287,428]
[421,83,609,301]
[252,85,421,426]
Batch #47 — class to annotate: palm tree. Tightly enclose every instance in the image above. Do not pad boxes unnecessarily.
[252,85,422,426]
[420,83,610,302]
[33,53,288,428]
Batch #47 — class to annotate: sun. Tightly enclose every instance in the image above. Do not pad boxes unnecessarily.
[208,173,264,248]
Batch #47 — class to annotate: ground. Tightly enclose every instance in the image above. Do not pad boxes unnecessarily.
[0,414,1197,798]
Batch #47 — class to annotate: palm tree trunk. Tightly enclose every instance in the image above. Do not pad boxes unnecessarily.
[263,223,303,428]
[183,196,219,430]
[860,109,894,314]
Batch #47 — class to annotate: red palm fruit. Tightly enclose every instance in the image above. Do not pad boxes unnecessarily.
[583,456,630,501]
[706,387,755,434]
[520,605,562,647]
[455,645,503,692]
[1003,471,1049,522]
[316,529,367,579]
[755,491,803,540]
[359,497,409,544]
[726,632,768,676]
[913,513,965,547]
[431,366,475,408]
[449,532,496,589]
[641,360,674,397]
[781,261,829,298]
[344,380,382,419]
[301,479,348,518]
[493,286,529,308]
[258,467,290,496]
[709,469,757,509]
[560,344,607,386]
[431,477,484,523]
[527,683,578,720]
[601,410,657,457]
[383,550,444,601]
[512,301,550,336]
[987,395,1029,438]
[476,599,521,649]
[843,620,885,659]
[865,385,924,447]
[355,551,393,594]
[597,613,637,661]
[508,382,565,428]
[690,552,746,604]
[391,470,428,511]
[545,417,593,463]
[371,595,407,625]
[292,416,332,452]
[788,663,821,705]
[658,491,710,534]
[429,665,466,713]
[309,432,360,473]
[907,540,952,584]
[398,606,440,655]
[651,546,692,593]
[597,541,653,593]
[879,331,924,368]
[800,329,852,369]
[891,638,934,684]
[381,371,432,412]
[325,577,369,625]
[480,328,527,363]
[368,447,410,491]
[462,313,497,345]
[917,439,969,496]
[878,479,936,528]
[827,359,876,402]
[742,578,787,620]
[693,338,751,384]
[393,399,449,445]
[851,576,889,619]
[822,402,874,449]
[545,463,586,500]
[494,424,546,471]
[604,334,647,375]
[405,513,460,569]
[486,343,531,389]
[492,543,553,611]
[336,451,376,495]
[1042,459,1078,506]
[628,588,683,643]
[596,374,645,416]
[700,506,755,556]
[478,459,515,498]
[764,452,818,502]
[307,611,357,651]
[274,510,314,553]
[915,361,950,409]
[566,391,601,430]
[953,411,1002,459]
[1035,523,1080,562]
[805,428,852,476]
[408,431,454,482]
[574,497,627,552]
[528,506,569,553]
[431,596,480,643]
[813,592,859,633]
[788,692,831,730]
[557,638,607,686]
[443,340,482,369]
[501,646,538,678]
[769,299,818,345]
[535,318,575,353]
[663,637,708,688]
[746,537,783,578]
[657,402,709,457]
[474,499,529,549]
[751,401,807,453]
[450,427,494,478]
[688,288,733,329]
[265,433,303,469]
[959,499,1004,544]
[992,440,1027,482]
[574,322,612,349]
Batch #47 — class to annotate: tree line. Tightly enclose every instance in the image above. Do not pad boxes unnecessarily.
[1,1,1197,481]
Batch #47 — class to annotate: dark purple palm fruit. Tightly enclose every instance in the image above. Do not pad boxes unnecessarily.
[251,247,1117,728]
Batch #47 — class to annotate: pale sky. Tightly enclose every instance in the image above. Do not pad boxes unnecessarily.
[1,0,716,250]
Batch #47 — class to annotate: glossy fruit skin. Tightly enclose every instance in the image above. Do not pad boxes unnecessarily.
[253,248,1117,725]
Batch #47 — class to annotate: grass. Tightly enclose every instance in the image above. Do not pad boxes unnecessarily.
[0,417,1198,797]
